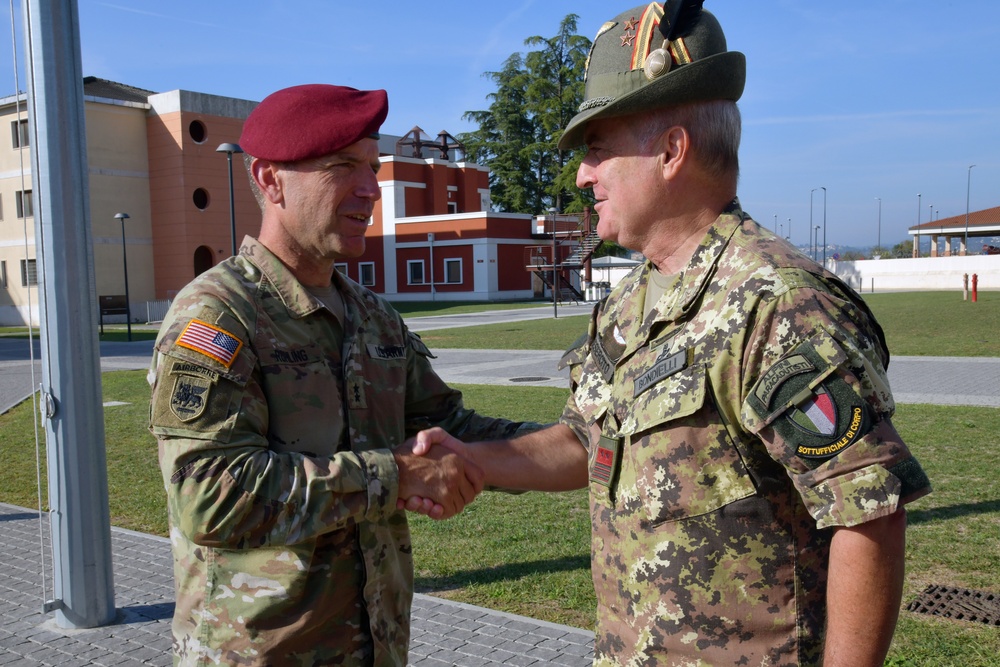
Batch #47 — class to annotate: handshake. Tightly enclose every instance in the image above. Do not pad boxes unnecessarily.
[392,427,483,520]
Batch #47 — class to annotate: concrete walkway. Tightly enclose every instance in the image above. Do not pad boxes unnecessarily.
[1,304,998,665]
[0,502,593,666]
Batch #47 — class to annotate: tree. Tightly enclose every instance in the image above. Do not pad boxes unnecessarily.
[460,15,592,215]
[890,240,913,258]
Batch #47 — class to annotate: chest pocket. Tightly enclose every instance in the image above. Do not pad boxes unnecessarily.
[618,363,757,526]
[259,342,343,455]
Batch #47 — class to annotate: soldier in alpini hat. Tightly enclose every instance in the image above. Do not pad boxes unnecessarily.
[149,83,534,666]
[410,2,931,664]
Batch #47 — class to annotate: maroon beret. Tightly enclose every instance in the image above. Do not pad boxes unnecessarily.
[239,84,388,162]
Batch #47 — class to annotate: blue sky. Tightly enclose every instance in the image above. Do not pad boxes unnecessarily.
[3,1,998,249]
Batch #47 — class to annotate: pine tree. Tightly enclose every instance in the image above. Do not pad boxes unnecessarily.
[460,15,592,214]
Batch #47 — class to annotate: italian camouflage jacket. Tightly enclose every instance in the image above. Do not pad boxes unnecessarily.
[560,200,931,666]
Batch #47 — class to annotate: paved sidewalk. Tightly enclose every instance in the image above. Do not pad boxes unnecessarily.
[0,502,594,666]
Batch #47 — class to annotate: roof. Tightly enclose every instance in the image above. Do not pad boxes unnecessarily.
[590,255,643,268]
[82,76,156,104]
[909,205,1000,235]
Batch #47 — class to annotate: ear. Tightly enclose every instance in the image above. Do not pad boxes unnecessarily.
[660,125,690,181]
[251,158,285,206]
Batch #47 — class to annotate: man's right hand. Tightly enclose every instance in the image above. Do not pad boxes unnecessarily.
[392,441,484,520]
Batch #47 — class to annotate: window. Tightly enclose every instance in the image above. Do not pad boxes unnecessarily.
[1,260,7,288]
[20,258,37,286]
[16,190,32,218]
[334,263,348,276]
[192,188,209,210]
[407,260,425,285]
[444,258,462,284]
[188,120,207,143]
[359,262,375,287]
[447,202,458,215]
[11,119,29,148]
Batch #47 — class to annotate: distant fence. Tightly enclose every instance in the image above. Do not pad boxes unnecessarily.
[145,299,171,323]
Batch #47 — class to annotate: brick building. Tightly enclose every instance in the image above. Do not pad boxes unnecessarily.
[0,78,571,326]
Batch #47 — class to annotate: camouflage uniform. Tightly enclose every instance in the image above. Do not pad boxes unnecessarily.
[150,237,525,666]
[560,200,930,666]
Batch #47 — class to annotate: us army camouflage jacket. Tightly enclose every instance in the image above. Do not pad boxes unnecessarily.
[149,237,526,666]
[559,201,930,666]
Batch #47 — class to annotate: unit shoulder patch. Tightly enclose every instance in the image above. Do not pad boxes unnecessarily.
[747,340,873,462]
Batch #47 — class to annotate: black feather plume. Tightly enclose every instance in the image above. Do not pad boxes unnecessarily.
[659,0,705,41]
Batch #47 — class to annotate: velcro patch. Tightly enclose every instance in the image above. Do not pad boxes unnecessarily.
[633,347,689,398]
[592,328,626,383]
[748,340,873,462]
[590,434,621,488]
[176,319,243,369]
[169,373,213,422]
[367,343,406,360]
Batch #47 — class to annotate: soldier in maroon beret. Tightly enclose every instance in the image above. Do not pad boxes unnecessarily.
[408,2,931,665]
[150,83,533,665]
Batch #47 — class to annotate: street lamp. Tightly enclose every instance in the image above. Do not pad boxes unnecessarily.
[216,142,244,256]
[114,213,132,342]
[810,188,817,258]
[820,187,827,266]
[814,225,821,261]
[875,197,882,256]
[964,164,975,256]
[915,194,921,257]
[548,207,559,318]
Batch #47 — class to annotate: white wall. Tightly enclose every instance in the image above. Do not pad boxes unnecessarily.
[831,255,1000,293]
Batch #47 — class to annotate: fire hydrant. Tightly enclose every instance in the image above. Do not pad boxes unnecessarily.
[963,273,969,301]
[972,273,978,303]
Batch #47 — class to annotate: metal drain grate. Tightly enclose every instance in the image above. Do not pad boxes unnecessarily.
[509,376,551,382]
[906,585,1000,626]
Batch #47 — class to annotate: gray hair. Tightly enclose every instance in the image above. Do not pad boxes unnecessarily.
[243,152,265,211]
[635,100,741,182]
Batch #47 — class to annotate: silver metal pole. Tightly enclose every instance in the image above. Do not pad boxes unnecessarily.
[25,0,116,628]
[821,187,827,267]
[964,165,975,256]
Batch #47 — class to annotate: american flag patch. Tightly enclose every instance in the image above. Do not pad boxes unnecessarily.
[176,319,243,368]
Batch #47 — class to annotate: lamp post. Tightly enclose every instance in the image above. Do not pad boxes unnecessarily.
[964,164,975,256]
[820,187,827,266]
[875,197,881,256]
[915,193,921,257]
[787,217,792,243]
[810,188,817,258]
[773,214,777,233]
[216,142,244,256]
[548,207,559,318]
[114,213,132,342]
[814,225,821,261]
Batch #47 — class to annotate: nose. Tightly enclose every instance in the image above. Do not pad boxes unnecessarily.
[358,166,381,201]
[576,152,597,190]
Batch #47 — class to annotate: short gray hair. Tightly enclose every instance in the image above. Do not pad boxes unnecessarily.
[243,152,265,211]
[635,100,741,181]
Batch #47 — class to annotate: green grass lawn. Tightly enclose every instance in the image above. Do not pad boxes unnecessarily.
[415,291,1000,356]
[863,291,1000,357]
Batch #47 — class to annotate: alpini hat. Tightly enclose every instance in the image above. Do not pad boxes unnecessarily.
[559,0,745,149]
[240,84,388,162]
